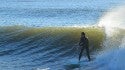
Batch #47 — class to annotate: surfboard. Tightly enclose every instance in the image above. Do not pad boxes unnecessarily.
[64,58,94,70]
[64,63,80,70]
[64,59,80,70]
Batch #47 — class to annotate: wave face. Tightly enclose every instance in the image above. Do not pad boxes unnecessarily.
[0,26,104,70]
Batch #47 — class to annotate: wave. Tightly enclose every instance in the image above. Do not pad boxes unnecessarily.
[0,25,105,70]
[1,5,125,70]
[83,6,125,70]
[1,23,125,70]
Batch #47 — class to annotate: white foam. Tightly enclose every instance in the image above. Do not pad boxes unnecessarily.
[91,5,125,70]
[98,6,125,37]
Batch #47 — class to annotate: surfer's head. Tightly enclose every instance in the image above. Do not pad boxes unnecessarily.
[81,32,85,35]
[81,32,85,37]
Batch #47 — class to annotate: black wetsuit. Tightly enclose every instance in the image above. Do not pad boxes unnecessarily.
[79,36,91,61]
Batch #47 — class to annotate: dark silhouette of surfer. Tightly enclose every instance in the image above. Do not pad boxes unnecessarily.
[79,32,91,61]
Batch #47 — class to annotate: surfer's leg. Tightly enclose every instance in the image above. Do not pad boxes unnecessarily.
[86,47,91,61]
[79,47,84,61]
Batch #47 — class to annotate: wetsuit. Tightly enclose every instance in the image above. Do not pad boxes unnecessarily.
[79,36,91,61]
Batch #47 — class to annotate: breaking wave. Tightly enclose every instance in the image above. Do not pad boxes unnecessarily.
[0,5,125,70]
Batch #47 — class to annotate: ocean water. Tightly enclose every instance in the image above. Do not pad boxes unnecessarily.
[0,0,125,70]
[0,0,124,27]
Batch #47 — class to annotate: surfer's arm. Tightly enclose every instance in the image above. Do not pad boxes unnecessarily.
[79,41,83,46]
[79,37,83,46]
[79,41,81,46]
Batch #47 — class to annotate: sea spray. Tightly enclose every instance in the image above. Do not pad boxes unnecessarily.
[89,6,125,70]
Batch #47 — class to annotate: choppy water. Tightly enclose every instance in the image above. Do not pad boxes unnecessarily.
[0,0,125,27]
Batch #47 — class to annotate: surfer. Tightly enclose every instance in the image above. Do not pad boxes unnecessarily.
[79,32,91,61]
